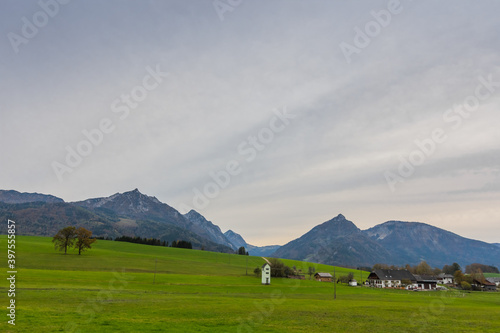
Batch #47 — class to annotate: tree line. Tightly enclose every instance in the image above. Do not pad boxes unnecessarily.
[465,263,499,274]
[53,227,195,253]
[372,260,499,276]
[114,236,193,249]
[115,235,168,247]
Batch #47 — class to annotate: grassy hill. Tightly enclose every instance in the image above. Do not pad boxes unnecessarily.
[484,273,500,278]
[1,235,499,332]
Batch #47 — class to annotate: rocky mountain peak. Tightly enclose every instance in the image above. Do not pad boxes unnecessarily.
[185,209,203,219]
[72,189,187,229]
[183,210,235,250]
[224,230,248,249]
[272,214,393,267]
[316,214,359,237]
[78,189,162,213]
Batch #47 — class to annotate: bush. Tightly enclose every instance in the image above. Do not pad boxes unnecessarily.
[267,258,292,278]
[460,281,471,290]
[254,267,261,277]
[338,273,354,284]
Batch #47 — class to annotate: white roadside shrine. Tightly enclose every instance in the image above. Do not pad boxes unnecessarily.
[262,263,271,285]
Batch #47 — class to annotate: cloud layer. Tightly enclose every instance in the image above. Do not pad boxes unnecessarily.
[1,0,499,245]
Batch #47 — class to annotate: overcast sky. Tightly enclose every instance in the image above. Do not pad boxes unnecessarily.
[1,0,499,246]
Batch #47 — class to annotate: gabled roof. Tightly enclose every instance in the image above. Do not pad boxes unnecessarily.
[438,273,454,278]
[369,269,416,281]
[413,275,438,282]
[474,278,496,286]
[315,272,333,278]
[486,277,500,283]
[262,263,270,269]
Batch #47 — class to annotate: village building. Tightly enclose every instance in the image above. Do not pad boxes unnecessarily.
[473,278,497,292]
[262,263,271,285]
[348,279,358,286]
[486,277,500,287]
[367,269,416,288]
[314,272,333,282]
[413,275,438,290]
[437,273,454,285]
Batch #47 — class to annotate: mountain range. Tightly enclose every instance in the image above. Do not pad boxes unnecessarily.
[274,214,500,269]
[272,214,394,268]
[0,189,274,255]
[1,189,499,269]
[0,190,64,204]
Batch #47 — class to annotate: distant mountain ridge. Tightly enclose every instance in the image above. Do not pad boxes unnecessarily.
[74,189,187,228]
[271,215,500,269]
[0,190,64,204]
[183,210,235,250]
[1,189,499,269]
[224,230,247,249]
[272,214,394,267]
[364,221,500,268]
[0,189,233,253]
[224,230,281,257]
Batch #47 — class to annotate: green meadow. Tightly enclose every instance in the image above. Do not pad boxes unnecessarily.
[484,273,500,278]
[1,236,499,332]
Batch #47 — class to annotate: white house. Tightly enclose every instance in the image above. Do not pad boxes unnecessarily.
[262,263,271,285]
[367,269,416,288]
[437,273,454,284]
[349,279,358,286]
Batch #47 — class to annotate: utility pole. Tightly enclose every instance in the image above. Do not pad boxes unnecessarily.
[153,258,157,284]
[334,267,337,300]
[246,256,248,275]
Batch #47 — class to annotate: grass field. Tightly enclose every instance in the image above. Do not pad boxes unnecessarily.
[1,235,499,332]
[484,273,500,278]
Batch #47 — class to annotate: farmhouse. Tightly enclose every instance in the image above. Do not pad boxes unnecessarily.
[473,278,497,292]
[349,279,358,286]
[437,273,454,285]
[262,263,271,285]
[367,269,416,288]
[486,277,500,287]
[314,272,333,282]
[413,275,438,290]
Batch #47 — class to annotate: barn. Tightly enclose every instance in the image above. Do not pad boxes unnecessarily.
[314,272,333,282]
